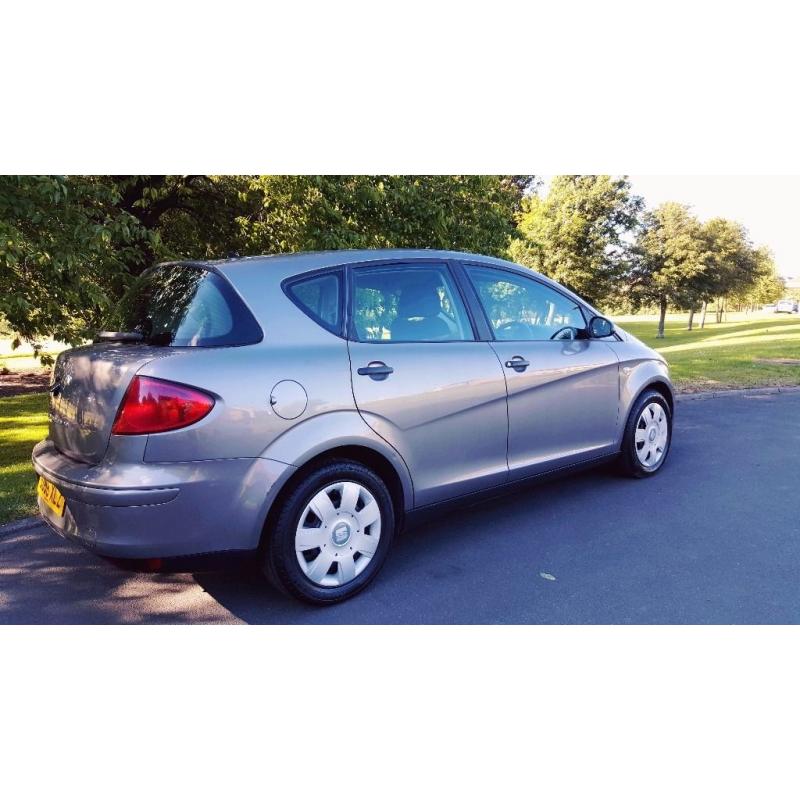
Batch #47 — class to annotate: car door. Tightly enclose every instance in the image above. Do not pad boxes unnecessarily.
[462,264,620,479]
[347,260,509,506]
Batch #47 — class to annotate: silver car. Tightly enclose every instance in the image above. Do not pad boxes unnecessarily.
[32,250,673,604]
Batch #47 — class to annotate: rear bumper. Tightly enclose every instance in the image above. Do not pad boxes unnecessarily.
[32,440,295,559]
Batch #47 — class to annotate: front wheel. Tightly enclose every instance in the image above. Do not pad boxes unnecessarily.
[619,390,672,478]
[262,460,395,604]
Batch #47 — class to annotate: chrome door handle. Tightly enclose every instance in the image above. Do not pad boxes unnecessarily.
[504,356,530,372]
[357,362,394,380]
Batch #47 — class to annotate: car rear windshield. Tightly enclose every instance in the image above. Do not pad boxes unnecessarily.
[106,265,262,347]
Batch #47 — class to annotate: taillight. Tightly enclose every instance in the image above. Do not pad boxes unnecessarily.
[112,376,215,435]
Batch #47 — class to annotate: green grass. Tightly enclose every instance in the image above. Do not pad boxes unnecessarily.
[619,313,800,391]
[0,393,48,524]
[0,352,59,372]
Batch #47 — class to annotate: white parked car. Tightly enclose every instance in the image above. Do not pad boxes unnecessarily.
[775,299,798,313]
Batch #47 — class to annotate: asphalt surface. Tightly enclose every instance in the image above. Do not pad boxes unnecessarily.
[2,392,799,624]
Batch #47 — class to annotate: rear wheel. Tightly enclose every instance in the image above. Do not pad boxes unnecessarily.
[619,390,672,478]
[262,460,395,604]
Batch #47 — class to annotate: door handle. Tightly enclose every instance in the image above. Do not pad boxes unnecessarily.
[357,362,394,380]
[504,356,530,372]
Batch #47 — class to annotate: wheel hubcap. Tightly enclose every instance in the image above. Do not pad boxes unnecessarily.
[295,481,381,588]
[635,402,668,468]
[331,521,352,547]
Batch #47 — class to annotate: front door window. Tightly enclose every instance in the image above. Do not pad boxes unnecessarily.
[352,263,473,342]
[466,266,586,341]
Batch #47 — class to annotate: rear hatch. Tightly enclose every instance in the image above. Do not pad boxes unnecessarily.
[48,262,262,464]
[49,344,175,463]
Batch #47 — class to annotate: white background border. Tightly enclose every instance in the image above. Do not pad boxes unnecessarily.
[3,2,799,797]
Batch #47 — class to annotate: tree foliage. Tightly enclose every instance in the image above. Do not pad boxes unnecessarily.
[0,176,156,353]
[630,204,708,334]
[233,175,526,256]
[700,217,759,305]
[110,175,247,268]
[629,202,709,326]
[507,175,642,306]
[727,246,784,308]
[625,205,763,333]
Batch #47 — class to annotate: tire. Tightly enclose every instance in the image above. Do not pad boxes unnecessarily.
[619,389,672,478]
[261,460,395,604]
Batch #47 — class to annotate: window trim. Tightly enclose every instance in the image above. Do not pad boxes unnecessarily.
[281,267,346,338]
[449,260,493,341]
[458,261,590,343]
[345,259,479,344]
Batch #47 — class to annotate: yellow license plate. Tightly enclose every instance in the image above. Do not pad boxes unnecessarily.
[37,476,66,517]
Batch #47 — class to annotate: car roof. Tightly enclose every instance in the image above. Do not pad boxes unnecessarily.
[184,249,524,278]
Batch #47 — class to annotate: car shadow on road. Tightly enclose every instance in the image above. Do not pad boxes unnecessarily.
[0,525,235,624]
[193,462,625,624]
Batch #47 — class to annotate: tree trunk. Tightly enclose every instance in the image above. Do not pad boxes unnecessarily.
[687,307,695,330]
[716,298,723,324]
[656,297,667,339]
[700,301,708,329]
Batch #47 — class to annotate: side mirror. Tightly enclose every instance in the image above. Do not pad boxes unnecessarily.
[588,316,615,338]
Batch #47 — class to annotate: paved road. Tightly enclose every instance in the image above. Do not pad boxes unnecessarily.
[2,392,799,624]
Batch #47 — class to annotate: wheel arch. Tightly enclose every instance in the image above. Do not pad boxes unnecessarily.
[641,379,674,415]
[258,442,412,552]
[617,360,675,446]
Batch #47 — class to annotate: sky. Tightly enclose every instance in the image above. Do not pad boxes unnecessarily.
[541,176,799,279]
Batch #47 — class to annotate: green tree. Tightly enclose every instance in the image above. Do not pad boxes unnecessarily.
[628,202,708,338]
[726,246,784,310]
[234,175,528,256]
[507,175,642,306]
[0,176,157,356]
[699,218,759,324]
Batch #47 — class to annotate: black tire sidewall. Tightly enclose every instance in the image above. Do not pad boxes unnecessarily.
[264,460,395,604]
[621,390,672,478]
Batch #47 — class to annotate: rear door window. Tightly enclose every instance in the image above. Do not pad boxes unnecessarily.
[351,263,473,342]
[108,265,262,347]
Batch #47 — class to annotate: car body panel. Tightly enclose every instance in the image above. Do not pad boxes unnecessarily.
[258,409,415,512]
[348,340,509,506]
[604,337,673,443]
[33,439,293,556]
[48,343,177,463]
[139,338,353,463]
[489,339,621,477]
